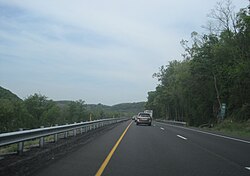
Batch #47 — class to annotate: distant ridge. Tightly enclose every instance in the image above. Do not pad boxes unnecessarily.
[0,86,145,115]
[111,102,146,114]
[0,86,22,101]
[55,101,146,115]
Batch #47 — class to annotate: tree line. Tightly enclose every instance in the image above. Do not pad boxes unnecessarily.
[145,1,250,126]
[0,92,123,133]
[0,86,145,133]
[0,93,86,132]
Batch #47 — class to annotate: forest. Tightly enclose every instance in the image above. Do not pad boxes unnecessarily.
[0,86,144,132]
[145,1,250,126]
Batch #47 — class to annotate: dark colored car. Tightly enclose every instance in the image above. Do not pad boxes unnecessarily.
[136,112,152,126]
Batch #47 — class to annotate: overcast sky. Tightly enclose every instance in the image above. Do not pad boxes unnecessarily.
[0,0,248,105]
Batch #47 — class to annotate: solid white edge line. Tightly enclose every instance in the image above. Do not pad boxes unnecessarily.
[177,135,187,140]
[245,167,250,171]
[160,127,164,130]
[156,122,250,144]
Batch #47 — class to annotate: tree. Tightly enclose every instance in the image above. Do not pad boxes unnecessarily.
[67,100,87,123]
[24,93,60,127]
[0,99,32,132]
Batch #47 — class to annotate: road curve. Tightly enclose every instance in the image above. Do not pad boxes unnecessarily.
[34,120,250,176]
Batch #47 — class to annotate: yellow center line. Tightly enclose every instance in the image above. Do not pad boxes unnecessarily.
[95,121,133,176]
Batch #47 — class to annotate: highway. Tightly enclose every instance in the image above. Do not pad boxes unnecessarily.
[34,120,250,176]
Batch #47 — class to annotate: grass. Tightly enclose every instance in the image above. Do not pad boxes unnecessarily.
[0,144,17,155]
[209,119,250,138]
[0,135,57,155]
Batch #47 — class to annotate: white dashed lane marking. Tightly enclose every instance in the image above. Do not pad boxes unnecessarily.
[156,122,250,144]
[177,135,187,140]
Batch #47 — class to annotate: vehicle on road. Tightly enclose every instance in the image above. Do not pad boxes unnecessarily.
[144,110,153,118]
[136,112,152,126]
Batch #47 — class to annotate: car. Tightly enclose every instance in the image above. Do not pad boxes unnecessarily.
[136,112,152,126]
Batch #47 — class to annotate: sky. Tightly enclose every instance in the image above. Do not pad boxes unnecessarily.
[0,0,248,105]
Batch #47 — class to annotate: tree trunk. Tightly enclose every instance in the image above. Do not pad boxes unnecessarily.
[213,73,222,113]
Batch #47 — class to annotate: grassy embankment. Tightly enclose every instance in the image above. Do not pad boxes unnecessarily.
[208,119,250,139]
[0,135,58,155]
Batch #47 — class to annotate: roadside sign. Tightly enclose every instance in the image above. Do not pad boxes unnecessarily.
[220,103,226,119]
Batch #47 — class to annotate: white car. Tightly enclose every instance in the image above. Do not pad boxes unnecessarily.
[136,112,152,126]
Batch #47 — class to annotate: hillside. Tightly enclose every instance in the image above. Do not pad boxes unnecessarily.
[85,102,145,114]
[55,100,74,108]
[0,85,145,117]
[0,86,145,115]
[0,86,146,132]
[55,101,146,115]
[111,102,146,114]
[0,86,22,101]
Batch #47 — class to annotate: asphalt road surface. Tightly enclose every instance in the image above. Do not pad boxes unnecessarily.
[34,120,250,176]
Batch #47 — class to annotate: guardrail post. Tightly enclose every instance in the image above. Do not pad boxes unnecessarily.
[54,124,58,142]
[39,126,44,148]
[80,126,83,134]
[18,128,24,155]
[80,122,83,134]
[73,122,77,136]
[65,124,68,138]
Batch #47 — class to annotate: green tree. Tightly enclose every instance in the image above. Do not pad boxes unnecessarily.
[24,93,60,127]
[67,100,87,123]
[0,99,32,132]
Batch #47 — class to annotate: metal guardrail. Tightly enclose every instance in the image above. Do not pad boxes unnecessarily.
[0,117,128,154]
[155,119,187,126]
